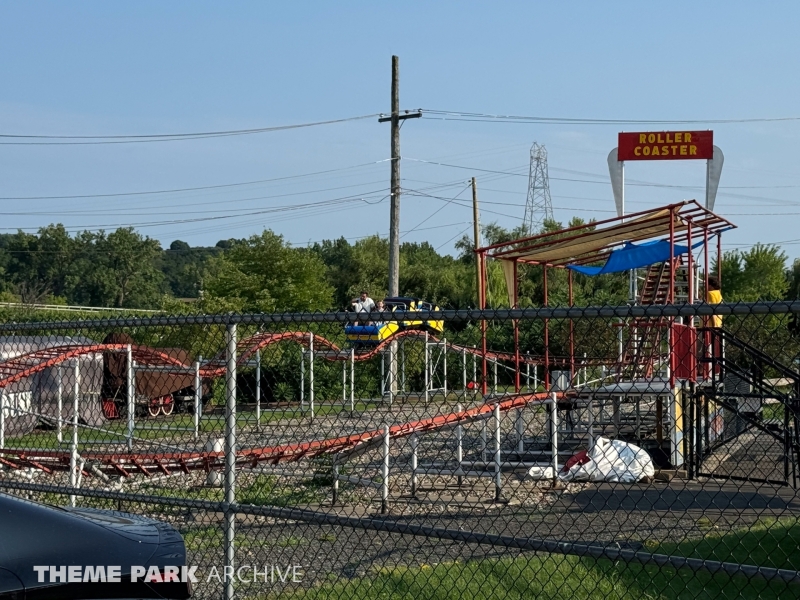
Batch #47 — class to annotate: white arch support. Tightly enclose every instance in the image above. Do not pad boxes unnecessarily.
[706,145,724,211]
[608,140,724,215]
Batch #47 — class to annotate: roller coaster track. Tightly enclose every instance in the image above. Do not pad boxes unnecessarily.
[0,343,192,390]
[201,329,557,377]
[0,391,557,478]
[0,332,563,478]
[0,330,557,390]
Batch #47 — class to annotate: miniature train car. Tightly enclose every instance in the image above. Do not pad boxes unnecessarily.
[345,296,444,347]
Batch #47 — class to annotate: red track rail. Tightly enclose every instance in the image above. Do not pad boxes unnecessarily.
[201,329,556,378]
[0,344,192,390]
[0,333,565,478]
[0,391,557,477]
[0,330,557,390]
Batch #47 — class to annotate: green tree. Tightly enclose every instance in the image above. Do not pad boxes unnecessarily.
[159,239,221,298]
[65,228,164,308]
[716,244,789,301]
[788,258,800,300]
[0,225,75,301]
[203,230,333,312]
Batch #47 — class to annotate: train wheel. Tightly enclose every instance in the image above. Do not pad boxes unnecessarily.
[161,400,174,416]
[147,402,160,418]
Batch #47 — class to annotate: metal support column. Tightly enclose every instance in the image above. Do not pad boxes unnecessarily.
[401,338,406,393]
[350,349,355,414]
[194,360,201,440]
[224,323,237,600]
[462,349,467,393]
[481,418,488,462]
[381,425,390,514]
[410,433,418,498]
[424,332,430,403]
[0,389,4,450]
[472,347,477,390]
[309,333,315,421]
[70,360,80,507]
[494,403,502,502]
[443,338,448,397]
[456,403,464,486]
[255,350,261,431]
[525,357,531,391]
[300,348,305,411]
[332,456,339,505]
[56,365,63,443]
[550,393,559,484]
[342,355,347,410]
[126,345,135,451]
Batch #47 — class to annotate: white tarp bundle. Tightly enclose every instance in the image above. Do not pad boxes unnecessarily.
[560,437,654,483]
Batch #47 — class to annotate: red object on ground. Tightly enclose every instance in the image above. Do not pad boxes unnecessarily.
[561,449,590,473]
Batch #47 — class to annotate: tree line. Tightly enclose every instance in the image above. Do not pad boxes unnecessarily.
[0,221,798,313]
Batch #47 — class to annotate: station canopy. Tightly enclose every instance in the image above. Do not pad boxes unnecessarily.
[480,201,735,270]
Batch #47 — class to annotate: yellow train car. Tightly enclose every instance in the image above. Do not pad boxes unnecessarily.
[383,296,444,335]
[344,296,444,348]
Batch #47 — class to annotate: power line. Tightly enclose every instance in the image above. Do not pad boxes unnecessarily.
[436,224,473,252]
[0,114,379,145]
[0,179,391,216]
[401,183,472,239]
[0,160,389,200]
[420,109,800,125]
[406,157,800,207]
[0,190,391,232]
[404,188,524,222]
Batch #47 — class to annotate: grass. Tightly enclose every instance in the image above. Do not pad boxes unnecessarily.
[182,526,260,552]
[238,474,327,508]
[250,517,800,600]
[275,535,309,548]
[180,525,313,554]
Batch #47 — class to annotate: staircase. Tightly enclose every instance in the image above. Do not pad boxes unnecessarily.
[694,327,800,486]
[638,257,689,305]
[619,258,687,379]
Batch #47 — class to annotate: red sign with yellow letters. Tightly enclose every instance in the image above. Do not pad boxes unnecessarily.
[618,130,713,161]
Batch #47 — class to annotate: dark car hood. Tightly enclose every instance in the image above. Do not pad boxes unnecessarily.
[0,493,190,599]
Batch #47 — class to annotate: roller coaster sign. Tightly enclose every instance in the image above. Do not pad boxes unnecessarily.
[609,129,722,214]
[617,130,713,161]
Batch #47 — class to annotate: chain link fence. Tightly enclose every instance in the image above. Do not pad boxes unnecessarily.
[1,301,799,599]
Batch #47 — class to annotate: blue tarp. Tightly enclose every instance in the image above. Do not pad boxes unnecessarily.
[568,239,704,276]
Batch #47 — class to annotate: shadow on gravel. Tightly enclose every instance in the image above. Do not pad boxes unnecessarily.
[566,482,800,513]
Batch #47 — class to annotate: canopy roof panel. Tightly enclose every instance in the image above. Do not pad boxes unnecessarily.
[480,201,735,267]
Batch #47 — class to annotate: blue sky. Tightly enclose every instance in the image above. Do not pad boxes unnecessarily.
[1,1,799,260]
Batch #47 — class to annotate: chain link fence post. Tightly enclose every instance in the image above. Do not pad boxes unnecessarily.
[224,322,237,600]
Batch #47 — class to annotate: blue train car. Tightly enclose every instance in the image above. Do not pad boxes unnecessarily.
[344,322,400,347]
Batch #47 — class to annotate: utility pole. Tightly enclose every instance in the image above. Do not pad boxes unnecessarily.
[472,177,482,305]
[473,177,488,395]
[379,56,420,296]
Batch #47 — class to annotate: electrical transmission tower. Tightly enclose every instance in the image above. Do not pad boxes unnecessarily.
[522,143,554,234]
